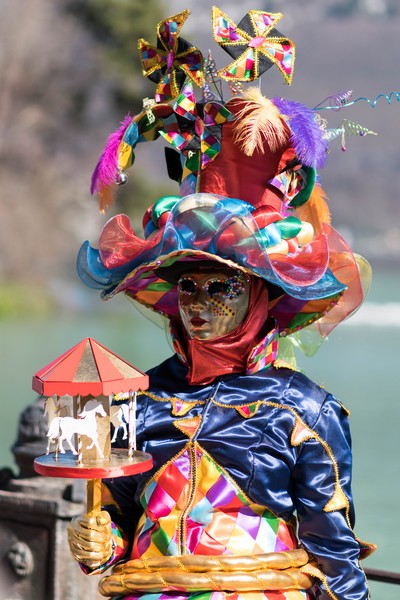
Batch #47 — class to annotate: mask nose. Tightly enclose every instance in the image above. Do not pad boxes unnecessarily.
[188,288,210,312]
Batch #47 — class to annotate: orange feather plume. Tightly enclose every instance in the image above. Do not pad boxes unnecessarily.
[98,186,117,214]
[294,184,331,236]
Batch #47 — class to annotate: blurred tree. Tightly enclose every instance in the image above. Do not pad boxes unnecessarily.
[65,0,164,108]
[64,0,176,224]
[0,0,166,299]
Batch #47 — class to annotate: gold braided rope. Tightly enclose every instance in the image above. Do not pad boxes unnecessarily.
[112,549,309,575]
[99,566,315,596]
[119,574,130,593]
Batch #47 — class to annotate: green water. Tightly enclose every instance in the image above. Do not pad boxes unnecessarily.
[0,269,399,598]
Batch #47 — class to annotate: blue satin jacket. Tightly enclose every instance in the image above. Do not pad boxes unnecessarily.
[105,354,372,600]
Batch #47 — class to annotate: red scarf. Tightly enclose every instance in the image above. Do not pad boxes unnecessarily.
[172,278,270,385]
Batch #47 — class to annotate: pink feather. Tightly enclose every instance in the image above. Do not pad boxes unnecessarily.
[90,114,132,195]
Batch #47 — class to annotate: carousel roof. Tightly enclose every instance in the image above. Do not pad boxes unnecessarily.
[32,337,148,396]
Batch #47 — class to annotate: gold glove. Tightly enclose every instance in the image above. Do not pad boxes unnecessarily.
[67,510,113,569]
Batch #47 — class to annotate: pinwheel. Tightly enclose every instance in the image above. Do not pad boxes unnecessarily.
[212,7,295,84]
[138,9,204,102]
[159,82,234,168]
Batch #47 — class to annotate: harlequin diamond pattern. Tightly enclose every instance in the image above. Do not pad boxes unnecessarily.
[132,443,297,558]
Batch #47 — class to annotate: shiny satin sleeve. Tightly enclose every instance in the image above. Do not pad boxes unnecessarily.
[291,393,369,600]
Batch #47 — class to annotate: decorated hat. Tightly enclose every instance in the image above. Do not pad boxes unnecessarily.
[78,7,374,352]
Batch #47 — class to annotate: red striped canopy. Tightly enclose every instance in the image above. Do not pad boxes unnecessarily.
[32,338,149,397]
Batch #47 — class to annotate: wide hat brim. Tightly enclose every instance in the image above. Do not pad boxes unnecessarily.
[77,194,367,338]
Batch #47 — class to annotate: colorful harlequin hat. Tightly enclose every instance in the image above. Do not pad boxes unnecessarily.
[79,7,373,353]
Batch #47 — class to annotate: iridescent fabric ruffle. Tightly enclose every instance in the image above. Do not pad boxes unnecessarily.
[78,194,368,342]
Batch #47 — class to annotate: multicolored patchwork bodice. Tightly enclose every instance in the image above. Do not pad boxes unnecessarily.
[132,442,297,559]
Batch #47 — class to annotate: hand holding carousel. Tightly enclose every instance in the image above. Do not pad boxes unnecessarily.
[67,510,112,569]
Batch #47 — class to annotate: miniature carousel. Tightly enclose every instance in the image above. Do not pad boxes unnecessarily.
[33,337,152,516]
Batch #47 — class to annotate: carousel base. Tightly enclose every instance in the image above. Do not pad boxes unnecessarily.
[34,448,153,479]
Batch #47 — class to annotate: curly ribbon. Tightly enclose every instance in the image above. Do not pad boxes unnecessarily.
[204,50,224,102]
[319,119,377,151]
[313,90,353,111]
[314,90,400,110]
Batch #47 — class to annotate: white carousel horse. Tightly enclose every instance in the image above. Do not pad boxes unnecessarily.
[110,404,130,443]
[46,399,107,458]
[44,396,73,454]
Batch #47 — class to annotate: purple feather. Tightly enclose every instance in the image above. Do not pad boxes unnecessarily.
[272,97,327,168]
[90,114,132,194]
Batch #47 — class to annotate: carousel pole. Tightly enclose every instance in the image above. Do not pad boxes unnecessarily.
[86,478,102,517]
[54,395,60,461]
[76,395,83,466]
[128,391,137,458]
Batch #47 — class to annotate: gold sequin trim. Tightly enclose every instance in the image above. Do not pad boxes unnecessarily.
[173,415,202,440]
[300,563,339,600]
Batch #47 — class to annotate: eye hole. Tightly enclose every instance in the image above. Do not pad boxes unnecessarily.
[207,280,231,298]
[178,278,197,295]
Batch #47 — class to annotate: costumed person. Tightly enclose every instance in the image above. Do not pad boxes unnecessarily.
[68,8,377,600]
